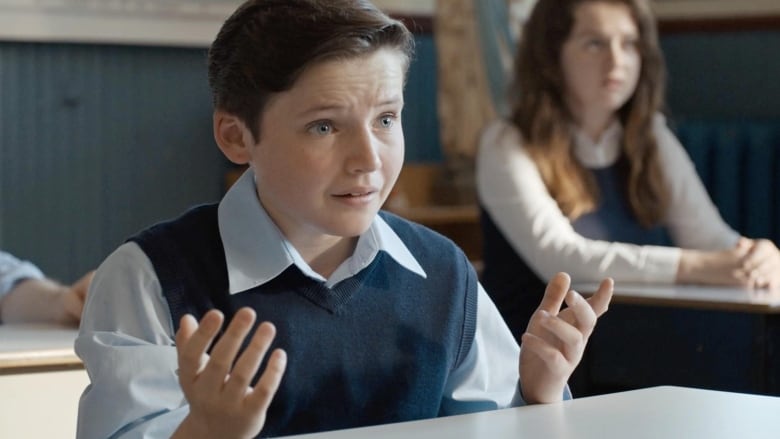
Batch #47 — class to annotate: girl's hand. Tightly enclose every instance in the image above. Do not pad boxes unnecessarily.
[739,238,780,290]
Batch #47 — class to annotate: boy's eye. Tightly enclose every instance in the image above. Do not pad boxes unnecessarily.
[379,116,394,128]
[308,121,333,135]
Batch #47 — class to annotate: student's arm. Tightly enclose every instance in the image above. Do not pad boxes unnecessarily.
[476,120,680,284]
[653,117,777,287]
[441,274,611,408]
[439,284,529,415]
[0,271,93,325]
[676,233,780,291]
[171,309,286,439]
[654,116,739,251]
[519,273,613,403]
[76,243,190,439]
[78,244,286,439]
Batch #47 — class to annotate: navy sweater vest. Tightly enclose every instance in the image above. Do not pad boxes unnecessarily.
[130,205,478,437]
[481,158,671,339]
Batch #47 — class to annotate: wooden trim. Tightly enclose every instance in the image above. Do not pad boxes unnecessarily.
[659,15,780,33]
[0,349,83,375]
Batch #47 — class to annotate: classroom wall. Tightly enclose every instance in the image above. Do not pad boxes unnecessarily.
[0,42,223,280]
[2,28,778,281]
[661,30,780,121]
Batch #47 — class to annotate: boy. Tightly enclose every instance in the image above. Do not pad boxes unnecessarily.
[76,1,613,438]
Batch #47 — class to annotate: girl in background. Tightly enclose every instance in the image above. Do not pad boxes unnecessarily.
[477,0,780,337]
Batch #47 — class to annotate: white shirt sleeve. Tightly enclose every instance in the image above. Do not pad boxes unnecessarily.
[75,242,186,439]
[652,116,740,250]
[440,283,522,414]
[440,283,571,414]
[0,250,45,299]
[476,120,681,284]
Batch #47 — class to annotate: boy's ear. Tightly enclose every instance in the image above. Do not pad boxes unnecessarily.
[213,110,254,165]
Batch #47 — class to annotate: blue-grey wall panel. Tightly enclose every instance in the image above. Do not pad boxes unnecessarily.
[661,31,780,120]
[0,42,226,281]
[403,35,443,163]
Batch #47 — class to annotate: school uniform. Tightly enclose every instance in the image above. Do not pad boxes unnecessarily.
[75,169,547,439]
[476,114,739,338]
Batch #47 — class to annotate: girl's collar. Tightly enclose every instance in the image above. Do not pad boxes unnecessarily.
[571,120,622,169]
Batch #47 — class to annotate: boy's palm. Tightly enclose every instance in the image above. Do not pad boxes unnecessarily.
[172,308,287,439]
[519,273,613,404]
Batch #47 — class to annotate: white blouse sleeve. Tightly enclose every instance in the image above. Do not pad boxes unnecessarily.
[476,119,681,284]
[652,115,740,250]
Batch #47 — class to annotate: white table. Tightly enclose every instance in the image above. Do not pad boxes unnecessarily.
[0,324,87,438]
[283,386,780,439]
[0,323,81,373]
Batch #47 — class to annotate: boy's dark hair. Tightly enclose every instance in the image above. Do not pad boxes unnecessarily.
[208,0,415,141]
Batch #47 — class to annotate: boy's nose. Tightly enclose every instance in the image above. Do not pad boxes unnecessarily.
[346,128,381,173]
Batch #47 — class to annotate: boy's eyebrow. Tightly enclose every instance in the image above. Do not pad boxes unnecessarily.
[296,96,404,117]
[296,104,344,118]
[376,96,404,108]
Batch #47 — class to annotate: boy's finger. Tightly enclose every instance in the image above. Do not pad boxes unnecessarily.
[175,314,198,349]
[537,272,571,315]
[224,321,278,398]
[200,308,257,387]
[246,348,287,413]
[177,310,224,381]
[562,290,596,336]
[585,278,613,318]
[539,307,585,360]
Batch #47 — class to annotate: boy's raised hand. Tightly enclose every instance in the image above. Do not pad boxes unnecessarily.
[172,307,287,439]
[519,273,613,404]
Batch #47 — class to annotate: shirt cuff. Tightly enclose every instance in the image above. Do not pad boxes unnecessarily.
[0,259,45,298]
[512,379,572,407]
[638,245,681,284]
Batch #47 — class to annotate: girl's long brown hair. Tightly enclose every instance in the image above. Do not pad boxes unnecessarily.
[510,0,668,226]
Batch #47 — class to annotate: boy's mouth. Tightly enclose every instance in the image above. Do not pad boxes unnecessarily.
[335,191,375,198]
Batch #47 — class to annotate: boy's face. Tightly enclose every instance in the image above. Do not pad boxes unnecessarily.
[248,49,406,248]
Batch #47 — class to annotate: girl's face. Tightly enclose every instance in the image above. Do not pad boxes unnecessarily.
[560,1,641,123]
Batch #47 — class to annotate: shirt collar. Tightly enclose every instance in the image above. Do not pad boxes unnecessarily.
[218,169,426,294]
[572,120,622,169]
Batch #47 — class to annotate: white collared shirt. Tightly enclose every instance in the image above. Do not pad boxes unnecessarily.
[477,114,739,284]
[75,169,527,439]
